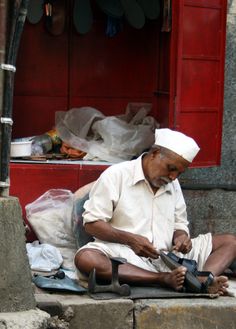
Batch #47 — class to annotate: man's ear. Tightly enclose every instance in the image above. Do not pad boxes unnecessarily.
[151,146,161,158]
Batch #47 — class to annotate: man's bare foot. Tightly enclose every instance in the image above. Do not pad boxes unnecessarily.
[199,275,229,295]
[163,266,187,291]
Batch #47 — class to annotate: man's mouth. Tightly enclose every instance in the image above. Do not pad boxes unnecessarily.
[151,177,171,188]
[159,177,171,185]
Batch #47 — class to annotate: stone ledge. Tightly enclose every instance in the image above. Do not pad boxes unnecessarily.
[35,291,236,329]
[134,297,236,329]
[35,293,134,329]
[0,308,50,329]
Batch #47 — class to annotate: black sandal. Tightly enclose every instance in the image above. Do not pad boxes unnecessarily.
[160,251,214,293]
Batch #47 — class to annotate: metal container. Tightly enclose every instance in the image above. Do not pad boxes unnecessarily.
[10,141,32,157]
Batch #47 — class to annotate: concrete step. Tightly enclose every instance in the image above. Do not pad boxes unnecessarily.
[134,297,236,329]
[0,309,50,329]
[35,291,236,329]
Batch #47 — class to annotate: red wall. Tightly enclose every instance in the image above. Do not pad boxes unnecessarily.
[13,3,162,138]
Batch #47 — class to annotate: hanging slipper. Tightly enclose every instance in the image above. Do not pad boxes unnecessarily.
[45,0,66,36]
[120,0,145,29]
[96,0,124,18]
[160,251,214,293]
[136,0,160,20]
[27,0,44,24]
[73,0,93,35]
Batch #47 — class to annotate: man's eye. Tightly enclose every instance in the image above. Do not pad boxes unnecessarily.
[168,166,177,172]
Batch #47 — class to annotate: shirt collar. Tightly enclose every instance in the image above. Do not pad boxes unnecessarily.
[133,154,146,185]
[132,154,172,194]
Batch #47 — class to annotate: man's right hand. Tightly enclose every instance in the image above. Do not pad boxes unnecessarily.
[128,234,159,259]
[85,221,159,259]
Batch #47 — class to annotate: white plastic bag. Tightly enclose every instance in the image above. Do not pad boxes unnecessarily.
[26,189,77,270]
[26,241,63,272]
[55,103,160,163]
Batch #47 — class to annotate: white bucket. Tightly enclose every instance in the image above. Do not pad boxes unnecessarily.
[10,141,32,157]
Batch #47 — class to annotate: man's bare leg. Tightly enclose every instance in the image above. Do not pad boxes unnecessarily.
[75,249,187,291]
[199,234,236,295]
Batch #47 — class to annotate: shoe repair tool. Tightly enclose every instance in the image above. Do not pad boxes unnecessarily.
[88,257,131,296]
[160,251,214,293]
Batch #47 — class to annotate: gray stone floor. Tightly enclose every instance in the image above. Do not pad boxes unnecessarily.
[34,286,236,329]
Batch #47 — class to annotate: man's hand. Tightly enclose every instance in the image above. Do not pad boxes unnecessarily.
[128,234,159,259]
[172,230,192,254]
[85,221,159,259]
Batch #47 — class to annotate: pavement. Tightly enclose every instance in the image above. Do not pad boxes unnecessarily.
[1,281,236,329]
[33,284,236,329]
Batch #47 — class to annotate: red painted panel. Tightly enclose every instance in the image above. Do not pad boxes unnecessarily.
[70,21,159,98]
[10,163,79,241]
[69,97,155,117]
[12,96,68,138]
[185,0,222,8]
[78,164,109,187]
[175,0,227,166]
[15,20,68,96]
[180,60,219,109]
[183,6,221,57]
[178,112,220,166]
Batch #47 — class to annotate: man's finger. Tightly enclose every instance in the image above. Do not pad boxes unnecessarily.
[172,241,181,251]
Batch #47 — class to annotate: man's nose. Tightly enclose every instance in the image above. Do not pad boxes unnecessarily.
[169,172,179,181]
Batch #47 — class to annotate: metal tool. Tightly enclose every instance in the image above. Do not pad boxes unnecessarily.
[88,257,131,296]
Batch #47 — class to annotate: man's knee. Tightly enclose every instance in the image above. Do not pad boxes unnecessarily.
[75,248,110,274]
[212,233,236,250]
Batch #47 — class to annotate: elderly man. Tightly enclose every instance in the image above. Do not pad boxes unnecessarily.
[75,129,235,295]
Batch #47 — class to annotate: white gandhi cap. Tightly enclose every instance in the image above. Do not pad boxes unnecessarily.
[154,128,200,163]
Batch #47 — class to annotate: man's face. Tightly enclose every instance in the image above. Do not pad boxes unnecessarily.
[144,148,190,189]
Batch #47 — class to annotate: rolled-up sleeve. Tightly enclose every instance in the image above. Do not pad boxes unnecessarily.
[82,168,119,224]
[173,180,189,235]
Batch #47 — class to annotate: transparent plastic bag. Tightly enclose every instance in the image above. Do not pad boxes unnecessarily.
[25,189,77,270]
[55,103,160,162]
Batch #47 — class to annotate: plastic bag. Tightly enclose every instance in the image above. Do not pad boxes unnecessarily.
[25,189,77,270]
[55,103,160,163]
[26,240,63,272]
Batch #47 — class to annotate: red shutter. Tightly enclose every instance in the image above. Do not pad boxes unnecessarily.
[174,0,227,167]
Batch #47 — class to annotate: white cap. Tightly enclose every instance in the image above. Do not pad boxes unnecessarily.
[154,128,200,163]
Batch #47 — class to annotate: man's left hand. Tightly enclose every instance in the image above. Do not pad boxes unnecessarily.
[172,230,192,254]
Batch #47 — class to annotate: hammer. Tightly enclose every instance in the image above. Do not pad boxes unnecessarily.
[88,257,131,296]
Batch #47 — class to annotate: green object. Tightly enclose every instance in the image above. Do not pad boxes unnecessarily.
[27,0,44,24]
[96,0,124,18]
[120,0,145,29]
[137,0,160,20]
[73,0,93,35]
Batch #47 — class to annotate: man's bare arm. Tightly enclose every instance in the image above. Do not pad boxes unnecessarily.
[85,221,159,259]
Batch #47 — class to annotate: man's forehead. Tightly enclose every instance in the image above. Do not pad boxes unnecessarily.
[158,148,190,169]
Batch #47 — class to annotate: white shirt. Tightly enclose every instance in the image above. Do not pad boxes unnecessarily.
[83,155,189,251]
